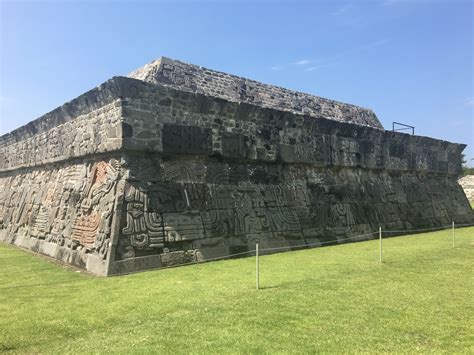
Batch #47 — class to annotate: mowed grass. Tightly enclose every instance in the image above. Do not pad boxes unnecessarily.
[1,228,473,354]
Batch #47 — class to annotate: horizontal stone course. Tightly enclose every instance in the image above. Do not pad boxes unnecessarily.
[119,79,465,175]
[128,57,384,130]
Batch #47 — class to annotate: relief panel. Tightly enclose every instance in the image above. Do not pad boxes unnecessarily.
[121,184,165,251]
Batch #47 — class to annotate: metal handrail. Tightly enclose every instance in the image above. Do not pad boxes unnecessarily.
[392,121,415,135]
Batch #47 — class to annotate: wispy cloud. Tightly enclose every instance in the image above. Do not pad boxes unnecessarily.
[466,97,474,106]
[295,59,311,66]
[304,65,323,72]
[333,3,354,16]
[270,39,389,74]
[270,65,284,71]
[361,39,389,50]
[306,39,389,70]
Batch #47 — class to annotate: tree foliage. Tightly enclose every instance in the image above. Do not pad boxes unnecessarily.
[461,154,474,176]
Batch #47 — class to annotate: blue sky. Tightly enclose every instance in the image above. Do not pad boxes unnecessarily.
[1,0,473,165]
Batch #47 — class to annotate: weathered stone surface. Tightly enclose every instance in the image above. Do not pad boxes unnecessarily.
[128,57,384,130]
[1,57,473,276]
[0,158,121,275]
[162,124,212,155]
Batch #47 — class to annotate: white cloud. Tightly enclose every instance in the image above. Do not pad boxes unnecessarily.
[303,39,389,73]
[295,59,311,66]
[271,39,388,75]
[270,65,284,71]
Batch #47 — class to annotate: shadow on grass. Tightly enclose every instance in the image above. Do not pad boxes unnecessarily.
[258,285,279,290]
[0,343,16,352]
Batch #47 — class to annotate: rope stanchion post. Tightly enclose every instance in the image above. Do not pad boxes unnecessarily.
[452,221,455,248]
[379,226,383,263]
[256,243,260,290]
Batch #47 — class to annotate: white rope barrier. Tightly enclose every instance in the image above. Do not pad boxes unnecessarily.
[453,222,474,228]
[1,223,473,288]
[383,225,453,234]
[258,231,379,253]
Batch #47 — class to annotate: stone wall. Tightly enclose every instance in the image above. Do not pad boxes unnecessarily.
[1,71,473,276]
[0,102,122,171]
[112,153,471,274]
[0,76,141,171]
[128,57,384,130]
[120,77,464,175]
[0,156,123,275]
[0,77,132,275]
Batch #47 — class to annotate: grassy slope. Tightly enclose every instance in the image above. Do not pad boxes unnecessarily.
[1,228,473,354]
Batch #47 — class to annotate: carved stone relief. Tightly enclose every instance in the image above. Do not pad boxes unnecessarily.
[120,184,165,257]
[0,159,120,262]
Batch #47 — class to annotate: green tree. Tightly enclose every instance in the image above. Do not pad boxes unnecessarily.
[461,154,474,176]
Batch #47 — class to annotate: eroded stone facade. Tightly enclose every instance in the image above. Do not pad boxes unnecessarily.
[1,57,473,275]
[0,158,121,274]
[113,154,471,266]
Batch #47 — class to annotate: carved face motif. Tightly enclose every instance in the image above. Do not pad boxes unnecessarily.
[132,233,148,247]
[128,202,144,218]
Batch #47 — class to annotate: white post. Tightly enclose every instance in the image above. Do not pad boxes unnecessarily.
[256,243,260,290]
[452,221,455,248]
[379,226,383,263]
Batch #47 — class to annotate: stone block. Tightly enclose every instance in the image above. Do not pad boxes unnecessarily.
[195,246,229,261]
[162,124,212,155]
[108,255,162,275]
[161,251,196,267]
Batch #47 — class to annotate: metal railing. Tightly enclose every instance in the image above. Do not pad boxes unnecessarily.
[393,122,415,135]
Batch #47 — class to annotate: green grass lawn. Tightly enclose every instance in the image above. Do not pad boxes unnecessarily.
[1,228,473,354]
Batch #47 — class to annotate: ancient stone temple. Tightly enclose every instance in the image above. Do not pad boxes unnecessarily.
[1,57,473,275]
